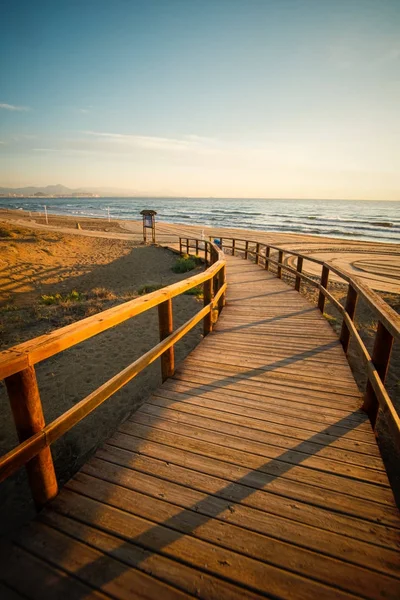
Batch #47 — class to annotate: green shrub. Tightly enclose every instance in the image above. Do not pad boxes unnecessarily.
[137,283,163,295]
[172,257,196,273]
[40,293,63,305]
[40,290,83,305]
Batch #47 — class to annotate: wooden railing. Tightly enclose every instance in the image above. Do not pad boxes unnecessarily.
[0,238,226,508]
[218,236,400,448]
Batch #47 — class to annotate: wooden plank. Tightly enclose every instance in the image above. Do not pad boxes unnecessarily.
[64,474,400,598]
[174,364,363,404]
[0,542,110,599]
[105,435,400,526]
[144,394,383,463]
[117,422,394,506]
[78,460,400,579]
[40,509,265,600]
[126,412,389,485]
[157,382,380,445]
[49,487,368,600]
[95,445,400,549]
[159,379,379,434]
[12,520,190,600]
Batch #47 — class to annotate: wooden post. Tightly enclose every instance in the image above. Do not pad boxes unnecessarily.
[295,256,303,291]
[362,322,394,428]
[203,277,213,336]
[339,284,358,353]
[277,250,283,279]
[158,299,174,382]
[244,240,249,260]
[218,265,226,313]
[232,239,236,256]
[265,246,270,271]
[255,243,260,265]
[204,242,208,265]
[195,239,199,256]
[186,239,189,254]
[5,366,58,509]
[318,265,330,313]
[179,238,182,255]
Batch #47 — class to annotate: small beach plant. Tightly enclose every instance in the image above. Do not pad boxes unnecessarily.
[172,257,196,273]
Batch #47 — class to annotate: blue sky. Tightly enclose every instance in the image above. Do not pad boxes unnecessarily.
[1,0,400,198]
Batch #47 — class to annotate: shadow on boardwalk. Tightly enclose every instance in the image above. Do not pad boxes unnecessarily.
[10,341,374,598]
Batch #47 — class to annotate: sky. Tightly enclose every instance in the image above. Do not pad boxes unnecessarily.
[1,0,400,199]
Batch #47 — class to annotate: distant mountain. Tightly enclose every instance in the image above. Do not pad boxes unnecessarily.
[0,184,144,197]
[0,184,74,196]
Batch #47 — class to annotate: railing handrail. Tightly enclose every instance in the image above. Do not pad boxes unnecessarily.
[217,236,400,340]
[0,237,225,508]
[218,236,400,449]
[0,251,224,381]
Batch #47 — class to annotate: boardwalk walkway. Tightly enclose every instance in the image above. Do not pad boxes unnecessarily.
[1,255,400,599]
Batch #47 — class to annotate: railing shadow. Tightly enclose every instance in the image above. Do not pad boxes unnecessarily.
[11,339,374,597]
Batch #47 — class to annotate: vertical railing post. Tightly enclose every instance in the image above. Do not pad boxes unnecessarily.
[255,243,260,265]
[339,284,358,353]
[5,366,58,509]
[195,239,199,256]
[179,237,182,256]
[203,277,213,336]
[232,239,236,256]
[265,246,270,271]
[158,298,174,382]
[295,256,303,291]
[218,264,226,313]
[318,265,330,313]
[186,238,189,254]
[277,250,283,278]
[204,242,208,265]
[244,240,249,260]
[362,322,394,428]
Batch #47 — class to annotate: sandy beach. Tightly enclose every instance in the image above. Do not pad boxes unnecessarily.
[1,210,399,531]
[2,207,399,292]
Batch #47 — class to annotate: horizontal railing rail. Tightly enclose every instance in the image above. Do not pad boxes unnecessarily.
[217,236,400,448]
[0,238,225,508]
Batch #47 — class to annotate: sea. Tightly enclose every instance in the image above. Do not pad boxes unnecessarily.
[1,197,400,244]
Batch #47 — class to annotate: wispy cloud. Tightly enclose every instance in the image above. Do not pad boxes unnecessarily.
[0,103,30,111]
[83,130,220,153]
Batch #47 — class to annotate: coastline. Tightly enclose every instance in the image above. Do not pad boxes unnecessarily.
[1,207,399,293]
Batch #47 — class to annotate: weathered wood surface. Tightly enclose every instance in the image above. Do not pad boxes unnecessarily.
[1,255,399,599]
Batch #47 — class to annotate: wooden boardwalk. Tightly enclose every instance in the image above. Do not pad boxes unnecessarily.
[1,255,400,599]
